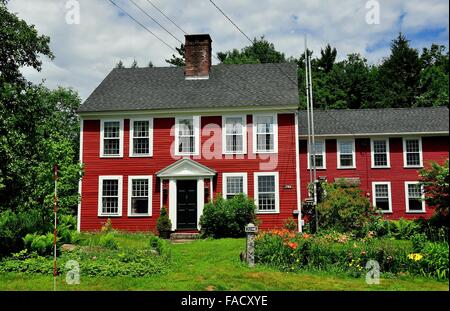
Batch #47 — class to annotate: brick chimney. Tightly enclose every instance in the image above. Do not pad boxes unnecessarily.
[184,34,212,79]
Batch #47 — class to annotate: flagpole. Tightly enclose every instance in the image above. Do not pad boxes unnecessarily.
[304,35,313,194]
[53,164,58,291]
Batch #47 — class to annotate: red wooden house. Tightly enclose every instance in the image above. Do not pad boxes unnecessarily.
[77,34,449,232]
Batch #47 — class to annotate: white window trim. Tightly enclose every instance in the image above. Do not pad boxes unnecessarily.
[403,137,423,168]
[222,115,247,155]
[222,173,248,199]
[127,175,152,217]
[337,139,356,169]
[372,181,392,213]
[252,113,278,154]
[370,138,391,168]
[254,172,280,214]
[100,119,124,158]
[129,118,153,157]
[174,116,200,156]
[405,181,426,213]
[98,176,123,217]
[307,140,327,169]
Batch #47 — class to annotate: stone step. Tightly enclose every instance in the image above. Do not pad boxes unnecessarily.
[170,232,200,240]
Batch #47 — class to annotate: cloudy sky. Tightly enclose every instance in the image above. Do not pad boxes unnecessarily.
[7,0,449,100]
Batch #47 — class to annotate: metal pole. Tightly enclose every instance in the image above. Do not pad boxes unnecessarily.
[307,45,318,232]
[304,35,313,196]
[53,164,58,291]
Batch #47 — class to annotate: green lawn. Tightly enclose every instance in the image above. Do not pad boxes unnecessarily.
[0,236,447,291]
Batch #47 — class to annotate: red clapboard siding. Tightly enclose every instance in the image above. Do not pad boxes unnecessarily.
[80,113,299,231]
[299,136,449,220]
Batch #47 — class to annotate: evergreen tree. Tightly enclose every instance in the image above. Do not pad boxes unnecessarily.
[376,33,421,108]
[165,44,185,67]
[148,61,154,68]
[130,59,138,68]
[317,44,337,73]
[115,60,124,69]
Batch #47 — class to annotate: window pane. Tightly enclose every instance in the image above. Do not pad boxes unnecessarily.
[226,176,243,197]
[340,154,353,167]
[310,155,323,168]
[256,116,274,134]
[406,140,419,153]
[375,198,390,211]
[258,193,275,210]
[179,136,194,153]
[339,141,353,154]
[102,197,118,214]
[374,153,387,166]
[104,139,120,155]
[131,198,148,214]
[133,138,149,155]
[133,121,149,138]
[103,180,118,196]
[373,140,386,153]
[104,122,120,138]
[258,176,275,193]
[225,118,243,134]
[179,119,193,135]
[226,134,243,152]
[407,153,420,166]
[257,133,274,151]
[408,199,422,211]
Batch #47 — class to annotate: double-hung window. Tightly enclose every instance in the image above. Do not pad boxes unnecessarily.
[403,138,423,167]
[253,114,278,153]
[372,182,392,213]
[100,120,123,157]
[308,140,326,169]
[254,172,279,213]
[130,119,153,157]
[128,176,152,216]
[223,116,246,154]
[175,116,200,156]
[98,176,123,216]
[222,173,247,199]
[405,182,425,213]
[337,139,355,168]
[371,138,390,168]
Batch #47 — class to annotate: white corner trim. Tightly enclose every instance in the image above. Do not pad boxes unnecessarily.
[405,181,426,213]
[370,137,391,168]
[174,116,200,156]
[168,179,177,231]
[252,113,278,154]
[337,139,356,169]
[127,175,152,217]
[294,112,302,232]
[98,175,123,217]
[129,118,153,157]
[77,118,83,232]
[100,119,124,158]
[222,173,248,199]
[254,172,280,214]
[221,115,247,155]
[197,179,205,230]
[402,137,423,168]
[372,181,392,213]
[307,140,327,169]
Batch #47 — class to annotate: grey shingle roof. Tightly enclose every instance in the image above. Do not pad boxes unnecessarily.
[78,63,298,112]
[298,107,449,136]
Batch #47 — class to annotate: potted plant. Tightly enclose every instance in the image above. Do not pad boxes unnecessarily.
[157,206,172,239]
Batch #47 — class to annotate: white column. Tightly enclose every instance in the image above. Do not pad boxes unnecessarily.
[197,178,205,230]
[210,177,213,201]
[169,179,177,231]
[160,179,163,210]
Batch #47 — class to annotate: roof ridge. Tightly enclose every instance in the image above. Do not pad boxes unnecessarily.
[302,106,449,112]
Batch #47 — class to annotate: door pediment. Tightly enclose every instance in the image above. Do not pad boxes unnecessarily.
[156,158,216,178]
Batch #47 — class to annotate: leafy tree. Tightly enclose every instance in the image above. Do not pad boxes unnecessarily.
[416,44,449,107]
[0,1,53,84]
[115,60,124,69]
[218,36,285,64]
[375,33,421,108]
[148,60,154,68]
[317,44,337,73]
[420,160,449,224]
[130,59,138,68]
[165,43,185,67]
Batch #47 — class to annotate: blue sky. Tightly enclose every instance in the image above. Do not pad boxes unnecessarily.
[7,0,449,100]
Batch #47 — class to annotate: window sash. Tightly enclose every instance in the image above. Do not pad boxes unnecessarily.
[176,117,198,155]
[255,115,276,152]
[404,138,422,167]
[406,183,424,212]
[372,139,389,167]
[101,120,123,157]
[131,120,151,156]
[130,179,149,215]
[372,183,391,212]
[257,175,276,211]
[224,117,244,153]
[100,178,121,215]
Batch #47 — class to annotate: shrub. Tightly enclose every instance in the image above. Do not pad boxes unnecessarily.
[419,242,449,280]
[386,218,420,239]
[200,194,257,238]
[99,233,119,250]
[315,182,377,237]
[23,232,56,256]
[283,217,298,231]
[156,206,172,238]
[0,210,51,257]
[149,234,171,257]
[101,218,114,233]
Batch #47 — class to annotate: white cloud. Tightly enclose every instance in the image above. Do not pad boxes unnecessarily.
[7,0,449,100]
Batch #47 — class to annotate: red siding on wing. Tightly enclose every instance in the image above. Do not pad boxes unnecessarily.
[80,113,299,231]
[299,136,449,220]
